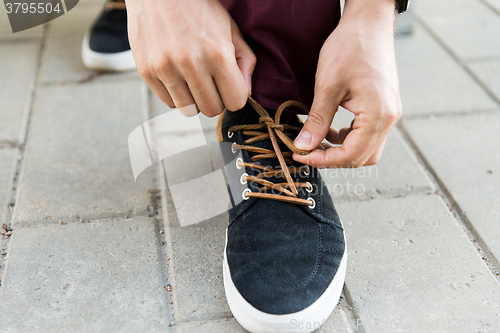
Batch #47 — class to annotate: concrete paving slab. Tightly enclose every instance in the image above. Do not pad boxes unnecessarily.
[168,217,231,323]
[321,128,434,201]
[395,24,498,116]
[417,0,500,60]
[404,112,500,262]
[0,149,16,224]
[40,5,140,84]
[484,0,500,13]
[0,8,42,40]
[170,303,352,333]
[172,320,245,333]
[467,59,500,101]
[151,93,175,117]
[337,195,500,332]
[39,5,98,83]
[319,107,433,201]
[0,41,40,143]
[14,80,151,224]
[315,302,353,333]
[0,217,168,332]
[395,3,415,35]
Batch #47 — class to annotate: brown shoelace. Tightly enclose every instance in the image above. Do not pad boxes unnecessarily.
[228,97,314,206]
[106,0,126,10]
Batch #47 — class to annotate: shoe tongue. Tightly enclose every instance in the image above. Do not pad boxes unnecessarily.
[224,104,301,127]
[245,108,300,127]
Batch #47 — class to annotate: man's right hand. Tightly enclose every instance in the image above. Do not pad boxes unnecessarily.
[126,0,256,117]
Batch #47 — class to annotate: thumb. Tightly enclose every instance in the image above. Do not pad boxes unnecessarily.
[231,20,256,95]
[294,85,343,150]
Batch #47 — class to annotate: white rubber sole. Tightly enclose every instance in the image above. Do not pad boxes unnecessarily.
[223,226,347,333]
[81,32,136,72]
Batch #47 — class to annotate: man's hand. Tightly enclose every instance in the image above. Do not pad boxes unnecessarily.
[126,0,256,117]
[293,0,402,168]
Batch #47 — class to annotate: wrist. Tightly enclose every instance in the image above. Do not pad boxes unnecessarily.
[342,0,396,26]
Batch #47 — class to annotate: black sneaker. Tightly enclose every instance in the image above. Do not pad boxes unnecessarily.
[81,0,135,72]
[218,98,347,333]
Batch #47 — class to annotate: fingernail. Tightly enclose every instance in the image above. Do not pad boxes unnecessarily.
[177,104,199,117]
[294,130,312,149]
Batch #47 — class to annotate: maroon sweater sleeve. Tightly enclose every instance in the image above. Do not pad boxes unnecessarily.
[220,0,341,108]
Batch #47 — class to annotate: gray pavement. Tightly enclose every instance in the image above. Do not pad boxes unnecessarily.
[1,0,500,332]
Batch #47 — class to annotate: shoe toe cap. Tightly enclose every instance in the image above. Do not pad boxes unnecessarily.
[226,200,345,315]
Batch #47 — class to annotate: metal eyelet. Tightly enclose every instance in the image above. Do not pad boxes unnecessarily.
[240,173,248,185]
[305,182,313,193]
[302,166,310,176]
[242,188,251,200]
[231,142,238,154]
[236,157,243,169]
[228,131,234,138]
[307,197,316,209]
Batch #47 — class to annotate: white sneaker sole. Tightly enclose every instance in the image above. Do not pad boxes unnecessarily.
[223,226,347,333]
[81,32,136,72]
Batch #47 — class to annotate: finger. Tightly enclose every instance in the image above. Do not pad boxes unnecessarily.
[161,77,198,117]
[364,139,386,166]
[326,126,353,145]
[186,74,225,117]
[319,142,332,150]
[212,53,250,111]
[231,19,256,95]
[293,114,383,168]
[145,77,176,109]
[293,81,345,151]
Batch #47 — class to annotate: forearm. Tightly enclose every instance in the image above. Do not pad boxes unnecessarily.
[336,0,398,84]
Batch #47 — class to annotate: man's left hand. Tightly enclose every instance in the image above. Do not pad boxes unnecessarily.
[293,0,402,168]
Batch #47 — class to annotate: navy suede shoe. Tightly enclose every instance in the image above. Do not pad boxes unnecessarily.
[81,0,135,72]
[218,98,347,333]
